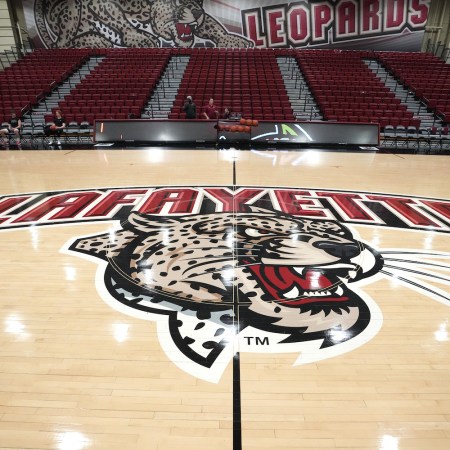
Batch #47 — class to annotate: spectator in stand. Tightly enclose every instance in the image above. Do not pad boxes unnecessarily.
[183,96,197,119]
[203,98,219,120]
[0,111,22,147]
[222,107,231,119]
[45,110,66,145]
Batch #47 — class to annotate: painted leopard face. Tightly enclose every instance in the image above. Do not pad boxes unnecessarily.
[174,0,205,43]
[177,0,204,23]
[35,0,252,48]
[71,207,383,341]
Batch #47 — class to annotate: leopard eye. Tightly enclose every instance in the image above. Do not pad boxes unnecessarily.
[245,228,272,237]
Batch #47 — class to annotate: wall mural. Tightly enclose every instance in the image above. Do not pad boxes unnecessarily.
[32,0,253,48]
[23,0,430,50]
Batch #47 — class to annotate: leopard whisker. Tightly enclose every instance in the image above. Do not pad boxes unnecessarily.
[380,270,450,303]
[381,250,450,258]
[183,254,259,261]
[235,262,264,269]
[164,19,178,26]
[383,257,450,271]
[383,264,450,283]
[185,257,234,273]
[179,237,263,246]
[186,261,261,268]
[235,244,263,248]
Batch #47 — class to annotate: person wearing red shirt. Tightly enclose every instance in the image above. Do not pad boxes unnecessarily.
[203,98,219,120]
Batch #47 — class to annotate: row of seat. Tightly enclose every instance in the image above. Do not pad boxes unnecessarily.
[320,98,405,107]
[377,52,450,122]
[1,48,449,127]
[170,52,293,120]
[325,108,413,117]
[298,53,423,128]
[0,49,92,119]
[51,54,171,124]
[381,125,450,152]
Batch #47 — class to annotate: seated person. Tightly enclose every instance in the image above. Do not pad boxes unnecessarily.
[222,107,231,119]
[0,111,22,146]
[44,110,66,145]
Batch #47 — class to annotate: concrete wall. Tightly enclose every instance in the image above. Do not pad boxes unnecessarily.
[0,0,15,52]
[422,0,450,59]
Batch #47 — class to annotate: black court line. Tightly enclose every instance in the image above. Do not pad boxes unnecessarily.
[233,350,242,450]
[232,158,242,450]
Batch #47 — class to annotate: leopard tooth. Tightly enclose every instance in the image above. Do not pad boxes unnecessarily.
[294,267,306,276]
[335,286,344,296]
[283,286,300,299]
[348,270,358,279]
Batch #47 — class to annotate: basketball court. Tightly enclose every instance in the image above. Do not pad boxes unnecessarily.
[0,146,449,450]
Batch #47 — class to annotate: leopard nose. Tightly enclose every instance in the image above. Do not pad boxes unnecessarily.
[192,9,203,20]
[315,242,360,260]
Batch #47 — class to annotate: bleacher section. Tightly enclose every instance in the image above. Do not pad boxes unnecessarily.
[0,49,91,123]
[377,52,450,124]
[170,49,294,121]
[298,50,420,129]
[1,47,449,151]
[49,49,171,125]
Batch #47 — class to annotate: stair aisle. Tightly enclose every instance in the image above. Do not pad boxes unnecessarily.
[277,56,321,121]
[142,56,190,119]
[364,59,441,130]
[23,56,105,135]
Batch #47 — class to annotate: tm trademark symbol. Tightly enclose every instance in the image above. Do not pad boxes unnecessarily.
[244,337,269,345]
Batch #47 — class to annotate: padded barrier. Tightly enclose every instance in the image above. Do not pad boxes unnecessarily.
[94,119,379,146]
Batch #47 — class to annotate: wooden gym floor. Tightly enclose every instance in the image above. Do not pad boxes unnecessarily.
[0,147,449,450]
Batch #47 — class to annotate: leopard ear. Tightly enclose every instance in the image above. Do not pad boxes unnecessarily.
[124,212,181,233]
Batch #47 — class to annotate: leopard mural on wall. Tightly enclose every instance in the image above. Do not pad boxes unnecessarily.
[34,0,254,48]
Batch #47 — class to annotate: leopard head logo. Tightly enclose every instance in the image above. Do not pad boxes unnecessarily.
[67,207,384,380]
[34,0,253,48]
[172,0,206,45]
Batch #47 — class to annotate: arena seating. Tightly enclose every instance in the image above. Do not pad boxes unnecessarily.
[376,52,450,124]
[2,47,449,148]
[0,48,91,124]
[170,48,294,120]
[48,48,171,125]
[297,50,420,129]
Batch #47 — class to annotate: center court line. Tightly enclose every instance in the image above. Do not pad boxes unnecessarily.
[232,158,243,450]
